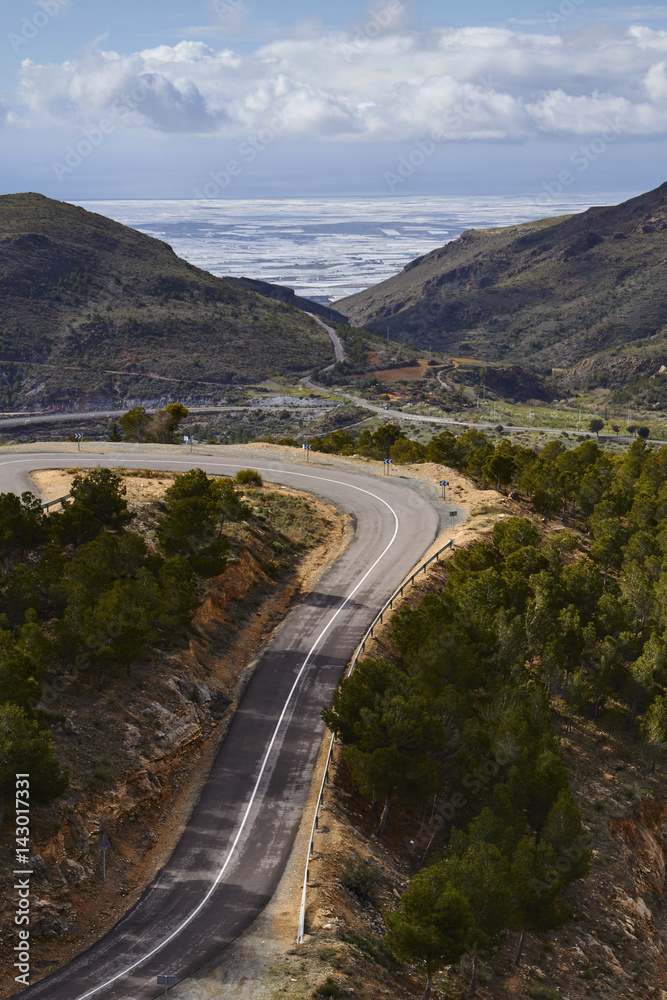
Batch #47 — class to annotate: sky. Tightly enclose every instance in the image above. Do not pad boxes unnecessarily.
[2,0,667,200]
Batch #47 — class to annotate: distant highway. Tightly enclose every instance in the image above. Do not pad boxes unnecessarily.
[300,378,664,445]
[0,403,335,431]
[1,446,456,1000]
[2,395,658,446]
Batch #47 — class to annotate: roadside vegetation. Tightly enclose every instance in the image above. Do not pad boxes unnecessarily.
[0,467,255,812]
[324,433,667,997]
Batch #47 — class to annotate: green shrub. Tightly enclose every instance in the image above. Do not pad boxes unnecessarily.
[315,978,343,998]
[528,985,559,1000]
[235,469,263,487]
[339,928,391,965]
[341,856,378,902]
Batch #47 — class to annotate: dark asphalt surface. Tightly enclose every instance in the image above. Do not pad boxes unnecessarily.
[0,448,452,1000]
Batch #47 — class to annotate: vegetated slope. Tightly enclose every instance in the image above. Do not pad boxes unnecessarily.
[0,194,333,411]
[338,182,667,392]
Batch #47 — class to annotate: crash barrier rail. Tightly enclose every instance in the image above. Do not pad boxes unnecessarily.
[41,494,71,509]
[296,536,456,943]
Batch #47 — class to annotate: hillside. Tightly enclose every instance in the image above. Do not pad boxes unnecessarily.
[226,276,348,326]
[0,194,333,411]
[338,182,667,394]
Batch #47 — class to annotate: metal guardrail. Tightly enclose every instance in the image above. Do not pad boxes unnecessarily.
[296,536,456,943]
[41,493,71,510]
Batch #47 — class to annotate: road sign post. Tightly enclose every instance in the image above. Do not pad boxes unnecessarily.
[75,433,84,451]
[440,480,449,501]
[302,444,312,463]
[99,834,110,880]
[157,975,176,997]
[383,458,393,476]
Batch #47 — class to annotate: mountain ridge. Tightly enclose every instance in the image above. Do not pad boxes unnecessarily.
[337,182,667,393]
[0,193,333,411]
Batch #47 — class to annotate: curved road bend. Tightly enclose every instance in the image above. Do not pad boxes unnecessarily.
[0,449,451,1000]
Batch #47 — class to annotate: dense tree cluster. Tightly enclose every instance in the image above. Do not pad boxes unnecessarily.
[308,423,657,508]
[325,521,593,995]
[0,467,247,811]
[118,402,190,443]
[325,431,667,995]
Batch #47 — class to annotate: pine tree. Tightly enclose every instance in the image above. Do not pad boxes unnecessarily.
[642,695,667,774]
[0,704,69,806]
[386,865,475,1000]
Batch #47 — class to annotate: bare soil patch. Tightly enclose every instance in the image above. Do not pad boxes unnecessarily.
[374,363,428,383]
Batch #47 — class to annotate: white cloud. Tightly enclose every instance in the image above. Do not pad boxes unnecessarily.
[12,23,667,141]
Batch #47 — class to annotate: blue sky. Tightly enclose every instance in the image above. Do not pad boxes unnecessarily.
[2,1,667,200]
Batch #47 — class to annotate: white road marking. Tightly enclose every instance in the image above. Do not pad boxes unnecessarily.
[0,455,402,999]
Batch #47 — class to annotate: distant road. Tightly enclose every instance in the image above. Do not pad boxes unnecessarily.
[309,314,346,365]
[0,403,335,431]
[1,396,659,447]
[300,378,663,445]
[2,446,455,1000]
[3,396,658,446]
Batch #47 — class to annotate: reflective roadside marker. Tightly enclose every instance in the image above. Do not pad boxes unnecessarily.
[158,975,176,997]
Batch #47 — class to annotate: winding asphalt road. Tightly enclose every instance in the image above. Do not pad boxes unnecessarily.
[0,447,456,1000]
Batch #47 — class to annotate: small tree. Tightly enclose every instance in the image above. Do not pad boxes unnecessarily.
[510,836,565,966]
[119,404,189,443]
[386,866,475,1000]
[323,659,444,833]
[0,492,46,567]
[484,450,516,492]
[493,517,541,557]
[52,469,133,545]
[119,405,150,442]
[540,790,591,881]
[642,694,667,774]
[157,470,230,577]
[0,704,69,807]
[589,417,604,439]
[0,617,52,710]
[157,557,199,633]
[637,425,651,440]
[443,844,511,996]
